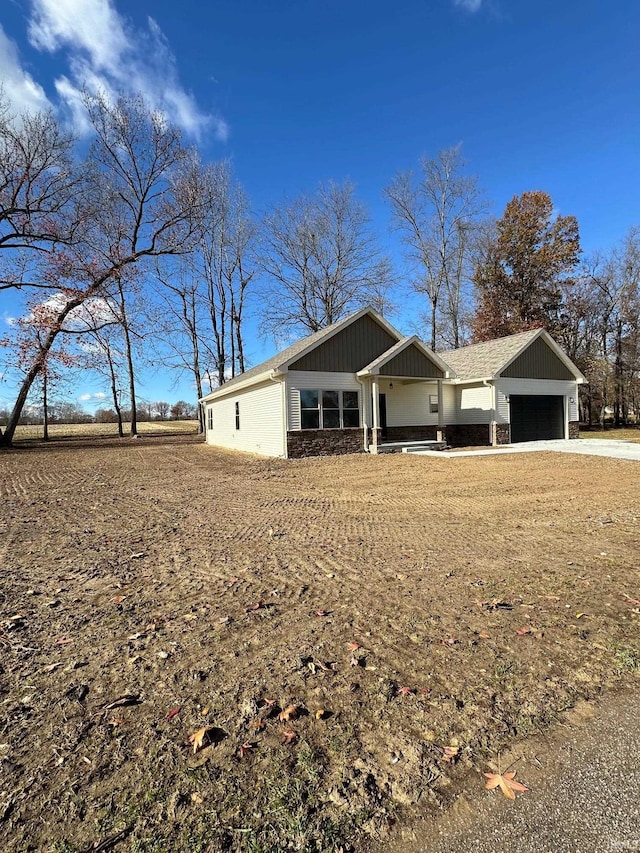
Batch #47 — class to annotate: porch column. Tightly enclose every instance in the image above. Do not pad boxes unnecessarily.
[372,376,379,454]
[437,379,444,440]
[361,380,370,452]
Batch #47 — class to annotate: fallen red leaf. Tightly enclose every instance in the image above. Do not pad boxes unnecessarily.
[347,642,361,652]
[397,686,414,697]
[238,741,255,757]
[245,601,265,613]
[166,707,180,721]
[282,728,297,745]
[316,609,330,617]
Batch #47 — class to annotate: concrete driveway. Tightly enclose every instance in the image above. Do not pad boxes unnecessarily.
[411,438,640,461]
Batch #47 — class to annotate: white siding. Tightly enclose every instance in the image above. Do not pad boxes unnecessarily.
[287,371,362,430]
[442,384,456,424]
[205,379,285,457]
[455,383,493,424]
[383,380,439,427]
[495,378,579,423]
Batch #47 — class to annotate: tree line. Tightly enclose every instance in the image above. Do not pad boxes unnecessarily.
[1,93,638,447]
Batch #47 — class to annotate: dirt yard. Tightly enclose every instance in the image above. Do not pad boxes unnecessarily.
[1,436,639,852]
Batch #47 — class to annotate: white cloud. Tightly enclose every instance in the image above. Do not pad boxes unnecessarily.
[453,0,483,11]
[78,391,106,401]
[0,24,52,114]
[26,0,225,141]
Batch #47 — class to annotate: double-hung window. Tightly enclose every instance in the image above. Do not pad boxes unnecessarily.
[207,407,214,430]
[300,390,360,430]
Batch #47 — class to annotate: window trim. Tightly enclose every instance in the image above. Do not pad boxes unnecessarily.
[235,401,240,430]
[207,407,214,430]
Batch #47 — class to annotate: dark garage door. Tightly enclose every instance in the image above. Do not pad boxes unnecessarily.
[510,395,564,443]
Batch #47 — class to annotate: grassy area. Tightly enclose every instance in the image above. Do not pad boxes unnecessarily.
[11,419,199,441]
[580,426,640,443]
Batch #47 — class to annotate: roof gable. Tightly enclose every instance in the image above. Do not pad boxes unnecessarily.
[287,312,399,372]
[500,336,575,380]
[358,336,449,379]
[441,329,585,383]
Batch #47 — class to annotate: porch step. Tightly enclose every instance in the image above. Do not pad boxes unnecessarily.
[402,441,448,453]
[376,440,448,454]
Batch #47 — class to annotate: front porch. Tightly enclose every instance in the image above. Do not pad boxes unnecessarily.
[360,375,447,454]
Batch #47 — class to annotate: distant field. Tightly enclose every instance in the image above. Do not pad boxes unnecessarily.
[11,419,199,441]
[581,427,640,443]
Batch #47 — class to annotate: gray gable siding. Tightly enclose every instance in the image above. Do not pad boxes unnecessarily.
[379,343,444,378]
[500,337,575,380]
[289,313,397,372]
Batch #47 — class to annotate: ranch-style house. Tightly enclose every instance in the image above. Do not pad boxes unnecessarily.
[200,307,586,458]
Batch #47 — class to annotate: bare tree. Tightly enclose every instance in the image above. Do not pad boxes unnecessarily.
[154,161,255,420]
[154,258,206,430]
[81,322,127,437]
[0,93,201,447]
[259,180,393,339]
[197,161,255,382]
[0,96,79,288]
[385,145,486,349]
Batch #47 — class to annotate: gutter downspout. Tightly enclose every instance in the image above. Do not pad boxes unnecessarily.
[356,375,370,452]
[269,370,288,458]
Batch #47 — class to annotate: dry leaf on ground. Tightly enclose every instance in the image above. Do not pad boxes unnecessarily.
[189,726,211,754]
[278,704,298,722]
[238,741,255,758]
[484,771,529,799]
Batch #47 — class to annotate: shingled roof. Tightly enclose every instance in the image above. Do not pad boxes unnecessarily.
[440,329,541,381]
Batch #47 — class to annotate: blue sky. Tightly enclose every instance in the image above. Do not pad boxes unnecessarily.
[1,0,639,411]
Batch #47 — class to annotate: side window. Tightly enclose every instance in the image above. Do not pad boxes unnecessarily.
[235,401,240,430]
[342,391,359,427]
[300,390,320,429]
[322,390,340,428]
[429,394,439,414]
[207,407,214,430]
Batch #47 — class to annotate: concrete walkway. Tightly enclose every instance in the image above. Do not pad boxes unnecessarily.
[410,438,640,461]
[384,688,640,853]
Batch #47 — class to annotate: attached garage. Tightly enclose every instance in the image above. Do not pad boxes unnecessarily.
[510,394,564,442]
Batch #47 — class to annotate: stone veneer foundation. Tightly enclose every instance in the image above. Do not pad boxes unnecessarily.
[287,429,364,458]
[286,420,578,457]
[492,422,511,445]
[445,423,491,448]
